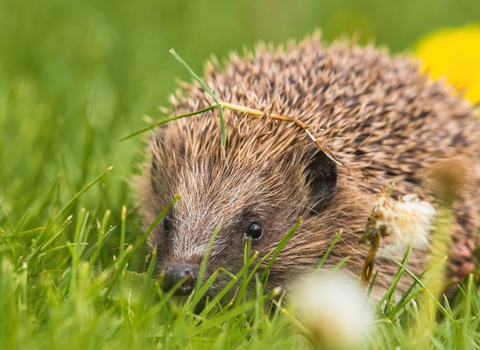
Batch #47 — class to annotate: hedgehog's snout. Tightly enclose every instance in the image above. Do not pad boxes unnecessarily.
[161,263,197,295]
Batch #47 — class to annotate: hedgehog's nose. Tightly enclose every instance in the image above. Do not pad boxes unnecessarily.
[161,263,197,295]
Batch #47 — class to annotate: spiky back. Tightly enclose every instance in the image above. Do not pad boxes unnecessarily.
[161,34,478,188]
[138,33,480,296]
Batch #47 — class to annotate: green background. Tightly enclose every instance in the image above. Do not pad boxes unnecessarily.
[1,0,479,232]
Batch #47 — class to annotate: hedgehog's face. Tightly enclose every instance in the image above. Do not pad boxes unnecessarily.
[143,137,338,302]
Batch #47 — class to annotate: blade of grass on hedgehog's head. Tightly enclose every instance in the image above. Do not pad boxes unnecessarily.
[169,49,220,104]
[219,107,226,147]
[119,49,227,145]
[119,104,220,141]
[172,48,226,146]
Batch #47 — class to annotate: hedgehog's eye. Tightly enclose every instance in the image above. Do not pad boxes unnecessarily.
[163,215,174,233]
[245,221,264,240]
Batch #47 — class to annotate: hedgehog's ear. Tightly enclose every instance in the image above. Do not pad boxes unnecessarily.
[304,149,338,211]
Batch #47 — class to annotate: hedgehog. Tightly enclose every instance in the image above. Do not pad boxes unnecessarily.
[136,33,480,302]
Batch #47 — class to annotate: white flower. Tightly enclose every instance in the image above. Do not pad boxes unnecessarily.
[373,191,436,251]
[295,274,372,350]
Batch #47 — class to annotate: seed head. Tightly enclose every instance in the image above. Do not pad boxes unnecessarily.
[370,186,436,251]
[295,274,372,350]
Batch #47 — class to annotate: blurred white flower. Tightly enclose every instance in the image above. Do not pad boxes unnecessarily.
[372,190,436,251]
[295,274,372,350]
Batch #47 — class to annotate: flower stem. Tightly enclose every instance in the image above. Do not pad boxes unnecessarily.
[360,235,380,291]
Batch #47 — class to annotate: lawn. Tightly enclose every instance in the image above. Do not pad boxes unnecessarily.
[1,0,480,349]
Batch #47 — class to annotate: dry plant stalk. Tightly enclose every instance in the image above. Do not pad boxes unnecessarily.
[359,184,396,290]
[222,101,351,172]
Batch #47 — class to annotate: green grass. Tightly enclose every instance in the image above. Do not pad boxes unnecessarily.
[1,188,480,349]
[1,0,480,349]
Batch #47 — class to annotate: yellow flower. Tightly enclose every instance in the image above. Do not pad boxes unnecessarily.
[415,24,480,104]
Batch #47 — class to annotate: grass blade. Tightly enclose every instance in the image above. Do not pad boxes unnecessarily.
[219,107,226,147]
[53,166,113,223]
[169,49,220,103]
[195,223,221,292]
[103,194,180,299]
[0,227,46,239]
[119,104,220,141]
[259,217,301,282]
[313,230,342,273]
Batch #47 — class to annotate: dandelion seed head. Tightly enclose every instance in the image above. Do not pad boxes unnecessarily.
[371,187,436,252]
[295,274,372,350]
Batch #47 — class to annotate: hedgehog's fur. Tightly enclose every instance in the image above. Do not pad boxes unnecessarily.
[137,33,480,300]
